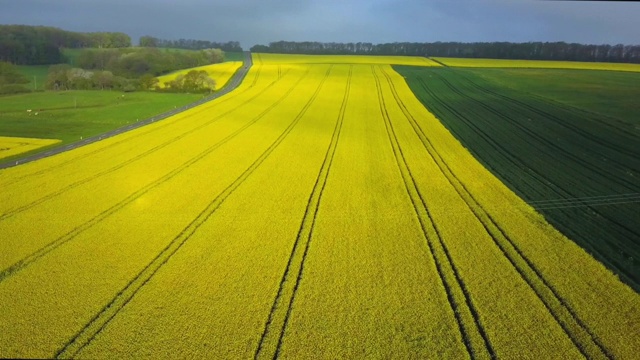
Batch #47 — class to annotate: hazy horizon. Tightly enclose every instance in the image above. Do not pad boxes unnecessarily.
[1,0,639,48]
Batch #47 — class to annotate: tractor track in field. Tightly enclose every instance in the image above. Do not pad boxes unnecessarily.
[54,65,332,359]
[0,64,289,221]
[0,66,301,284]
[413,71,639,287]
[373,66,494,360]
[254,65,352,360]
[381,66,613,359]
[413,76,638,261]
[0,52,255,172]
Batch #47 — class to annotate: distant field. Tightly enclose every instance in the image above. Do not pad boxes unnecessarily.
[1,54,637,359]
[469,68,640,123]
[0,136,60,160]
[433,57,640,72]
[156,61,243,90]
[0,91,201,164]
[396,65,640,290]
[254,53,442,66]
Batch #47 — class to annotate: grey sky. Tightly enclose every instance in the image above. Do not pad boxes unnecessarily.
[1,0,638,48]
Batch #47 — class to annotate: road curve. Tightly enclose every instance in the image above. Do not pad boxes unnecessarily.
[0,51,253,170]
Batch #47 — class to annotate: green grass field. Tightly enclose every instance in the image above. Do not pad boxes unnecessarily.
[0,91,202,164]
[395,65,640,290]
[466,68,640,124]
[15,66,49,91]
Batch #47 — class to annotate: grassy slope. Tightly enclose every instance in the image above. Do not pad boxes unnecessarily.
[395,65,640,290]
[0,91,201,164]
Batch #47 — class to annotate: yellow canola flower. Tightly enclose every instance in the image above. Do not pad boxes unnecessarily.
[254,52,441,66]
[156,61,243,90]
[0,136,60,160]
[0,54,637,360]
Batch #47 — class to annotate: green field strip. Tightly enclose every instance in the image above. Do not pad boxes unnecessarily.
[397,66,640,290]
[254,66,352,360]
[430,71,637,192]
[55,66,332,358]
[458,74,638,159]
[381,66,613,358]
[0,69,304,284]
[447,74,640,237]
[372,66,493,359]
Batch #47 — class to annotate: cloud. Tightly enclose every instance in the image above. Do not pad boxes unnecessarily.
[0,0,638,48]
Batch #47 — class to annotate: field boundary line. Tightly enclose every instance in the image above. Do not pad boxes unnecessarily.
[0,67,303,284]
[373,65,495,360]
[427,57,449,67]
[54,65,331,359]
[381,66,613,359]
[254,65,351,360]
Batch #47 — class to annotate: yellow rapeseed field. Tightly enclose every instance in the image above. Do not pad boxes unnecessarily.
[156,61,243,89]
[433,57,640,72]
[256,53,441,66]
[0,54,637,359]
[0,136,60,160]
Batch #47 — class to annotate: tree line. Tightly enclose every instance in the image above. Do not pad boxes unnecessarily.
[139,36,242,52]
[0,25,131,65]
[44,47,223,92]
[250,41,640,63]
[75,47,224,78]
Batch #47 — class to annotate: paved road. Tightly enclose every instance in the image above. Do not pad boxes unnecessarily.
[0,51,253,170]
